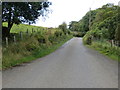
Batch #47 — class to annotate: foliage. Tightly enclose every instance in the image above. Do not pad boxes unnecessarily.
[69,21,79,31]
[2,24,73,69]
[73,32,85,37]
[54,30,63,37]
[82,4,119,44]
[69,10,97,37]
[81,3,120,61]
[115,24,120,46]
[2,2,52,36]
[58,22,68,35]
[83,31,92,45]
[90,41,120,61]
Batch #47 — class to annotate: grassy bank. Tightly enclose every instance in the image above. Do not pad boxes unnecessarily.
[2,33,73,70]
[85,41,120,62]
[83,28,120,62]
[2,23,73,70]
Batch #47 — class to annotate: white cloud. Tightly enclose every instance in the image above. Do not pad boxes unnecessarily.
[33,0,120,27]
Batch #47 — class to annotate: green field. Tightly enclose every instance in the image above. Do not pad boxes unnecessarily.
[2,22,47,33]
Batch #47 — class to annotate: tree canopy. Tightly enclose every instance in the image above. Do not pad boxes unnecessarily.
[2,1,52,36]
[59,22,68,35]
[70,3,120,46]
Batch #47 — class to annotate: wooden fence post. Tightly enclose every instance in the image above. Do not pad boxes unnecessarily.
[6,37,8,47]
[26,29,29,34]
[37,28,38,32]
[32,28,34,33]
[13,35,16,44]
[20,31,23,40]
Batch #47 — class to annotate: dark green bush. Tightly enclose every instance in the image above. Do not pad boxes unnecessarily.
[67,30,71,35]
[48,35,55,43]
[74,32,85,37]
[38,36,46,43]
[83,31,92,45]
[54,31,63,37]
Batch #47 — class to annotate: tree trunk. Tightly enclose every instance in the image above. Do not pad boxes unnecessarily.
[2,22,13,37]
[3,7,13,37]
[8,22,13,34]
[7,7,12,35]
[5,7,13,36]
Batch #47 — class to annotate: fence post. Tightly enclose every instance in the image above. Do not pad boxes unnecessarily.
[37,28,38,32]
[26,29,28,34]
[32,28,34,33]
[20,31,23,40]
[13,35,16,44]
[6,37,8,47]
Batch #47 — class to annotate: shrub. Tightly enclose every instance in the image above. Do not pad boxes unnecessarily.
[54,31,63,37]
[74,32,85,37]
[83,31,92,45]
[48,35,55,43]
[67,30,71,35]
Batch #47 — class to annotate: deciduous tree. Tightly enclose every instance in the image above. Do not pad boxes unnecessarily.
[2,1,51,36]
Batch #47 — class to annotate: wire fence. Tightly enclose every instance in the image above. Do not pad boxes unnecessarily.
[3,28,47,47]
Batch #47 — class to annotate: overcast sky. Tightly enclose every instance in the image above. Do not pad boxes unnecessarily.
[33,0,120,28]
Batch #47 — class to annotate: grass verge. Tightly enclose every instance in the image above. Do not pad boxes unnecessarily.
[85,41,120,62]
[2,35,73,70]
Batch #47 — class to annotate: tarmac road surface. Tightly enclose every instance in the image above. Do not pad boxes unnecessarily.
[2,38,118,88]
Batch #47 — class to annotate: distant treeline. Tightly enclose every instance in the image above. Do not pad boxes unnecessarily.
[69,3,120,46]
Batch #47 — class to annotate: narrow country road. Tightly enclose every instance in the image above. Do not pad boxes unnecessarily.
[3,38,118,88]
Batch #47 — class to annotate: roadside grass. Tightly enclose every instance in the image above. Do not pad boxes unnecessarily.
[86,41,120,62]
[2,31,73,70]
[2,22,73,70]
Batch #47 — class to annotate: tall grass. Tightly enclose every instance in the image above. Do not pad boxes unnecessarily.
[90,41,120,61]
